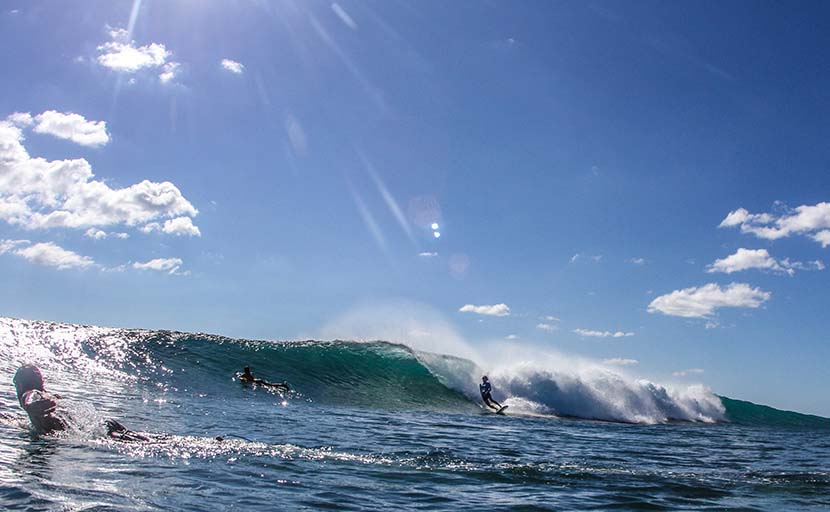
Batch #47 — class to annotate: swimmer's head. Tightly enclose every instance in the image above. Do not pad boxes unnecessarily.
[13,365,45,406]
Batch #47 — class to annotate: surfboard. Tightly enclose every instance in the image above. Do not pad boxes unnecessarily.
[495,405,509,415]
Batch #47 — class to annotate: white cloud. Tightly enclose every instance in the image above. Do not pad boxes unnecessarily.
[458,303,510,317]
[707,248,787,275]
[418,252,438,257]
[31,111,109,147]
[719,203,830,246]
[673,368,704,377]
[536,323,557,332]
[162,216,201,237]
[0,239,30,254]
[97,40,170,72]
[220,58,245,74]
[158,62,180,83]
[648,283,771,318]
[603,358,638,366]
[505,334,519,340]
[13,242,95,270]
[813,230,830,248]
[0,114,199,234]
[541,315,560,322]
[7,112,33,127]
[84,228,129,240]
[133,257,185,275]
[570,253,602,263]
[628,257,646,265]
[574,328,634,338]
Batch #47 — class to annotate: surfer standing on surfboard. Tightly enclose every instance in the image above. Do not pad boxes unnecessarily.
[479,375,503,411]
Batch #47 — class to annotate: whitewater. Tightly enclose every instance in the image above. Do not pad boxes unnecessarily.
[1,316,828,510]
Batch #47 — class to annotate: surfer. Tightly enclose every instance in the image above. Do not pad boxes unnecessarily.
[13,365,68,435]
[236,366,290,391]
[13,365,149,441]
[479,375,503,411]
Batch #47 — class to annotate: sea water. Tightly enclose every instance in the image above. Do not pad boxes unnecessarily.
[1,317,828,510]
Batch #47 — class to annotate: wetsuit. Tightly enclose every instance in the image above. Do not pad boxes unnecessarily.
[480,381,502,410]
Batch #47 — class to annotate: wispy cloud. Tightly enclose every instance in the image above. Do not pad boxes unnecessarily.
[418,252,438,258]
[133,257,187,275]
[628,257,647,265]
[648,283,771,318]
[574,328,634,338]
[571,253,602,263]
[459,303,510,317]
[536,323,557,332]
[673,368,704,377]
[505,334,519,340]
[603,358,638,366]
[1,240,95,270]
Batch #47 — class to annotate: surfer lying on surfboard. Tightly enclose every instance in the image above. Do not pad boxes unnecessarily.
[236,366,290,391]
[480,375,504,412]
[13,365,147,440]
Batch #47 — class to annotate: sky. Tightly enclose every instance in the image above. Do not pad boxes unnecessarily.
[1,0,829,416]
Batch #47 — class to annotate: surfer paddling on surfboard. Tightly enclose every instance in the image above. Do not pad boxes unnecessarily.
[480,375,506,413]
[236,366,290,392]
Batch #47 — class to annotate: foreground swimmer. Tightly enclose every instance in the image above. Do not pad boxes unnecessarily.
[13,365,148,441]
[13,365,68,435]
[236,366,290,391]
[479,375,503,411]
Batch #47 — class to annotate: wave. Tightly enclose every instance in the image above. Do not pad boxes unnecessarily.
[1,317,827,427]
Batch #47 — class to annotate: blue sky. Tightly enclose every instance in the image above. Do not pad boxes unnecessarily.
[1,1,829,415]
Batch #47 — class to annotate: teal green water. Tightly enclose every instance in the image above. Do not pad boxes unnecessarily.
[1,317,828,510]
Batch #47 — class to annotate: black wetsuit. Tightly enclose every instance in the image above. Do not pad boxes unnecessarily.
[480,381,501,409]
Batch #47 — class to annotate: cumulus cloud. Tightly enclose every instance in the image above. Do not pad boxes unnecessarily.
[574,328,634,338]
[84,228,129,240]
[0,114,199,234]
[719,203,830,246]
[220,59,244,74]
[139,217,200,236]
[603,358,639,366]
[6,241,95,270]
[707,248,823,276]
[158,62,180,83]
[31,111,109,147]
[648,283,771,318]
[458,303,510,317]
[96,27,179,83]
[133,257,186,275]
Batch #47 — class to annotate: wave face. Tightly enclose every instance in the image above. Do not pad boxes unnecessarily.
[1,317,827,426]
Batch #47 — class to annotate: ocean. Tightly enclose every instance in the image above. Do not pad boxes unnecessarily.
[1,317,828,511]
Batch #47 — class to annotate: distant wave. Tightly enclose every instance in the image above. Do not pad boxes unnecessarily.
[1,317,827,427]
